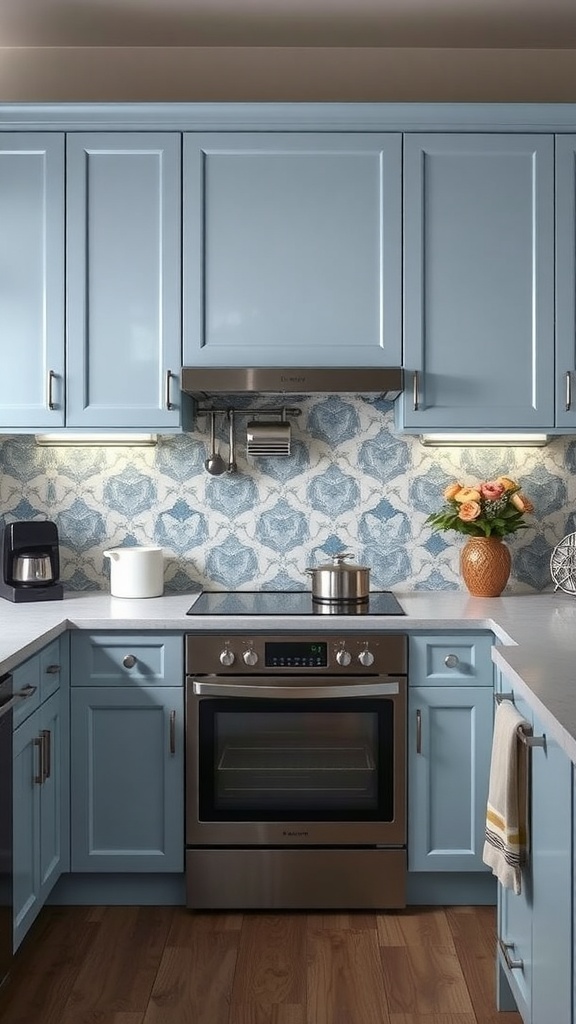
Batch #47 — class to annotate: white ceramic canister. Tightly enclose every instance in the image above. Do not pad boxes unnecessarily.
[103,546,164,598]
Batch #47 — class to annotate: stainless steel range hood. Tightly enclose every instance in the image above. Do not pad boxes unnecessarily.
[180,367,404,399]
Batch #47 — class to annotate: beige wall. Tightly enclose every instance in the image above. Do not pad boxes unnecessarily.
[2,46,576,103]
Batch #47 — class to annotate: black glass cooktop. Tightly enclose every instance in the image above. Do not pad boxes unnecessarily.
[186,590,405,617]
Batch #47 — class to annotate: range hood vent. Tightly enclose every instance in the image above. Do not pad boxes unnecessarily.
[180,367,404,400]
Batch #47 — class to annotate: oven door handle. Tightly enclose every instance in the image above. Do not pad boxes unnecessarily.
[191,679,400,698]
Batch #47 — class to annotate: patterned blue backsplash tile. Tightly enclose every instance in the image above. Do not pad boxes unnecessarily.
[1,395,574,594]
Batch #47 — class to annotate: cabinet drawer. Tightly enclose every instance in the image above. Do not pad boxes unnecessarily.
[39,638,63,702]
[71,633,183,686]
[409,633,494,687]
[12,656,41,728]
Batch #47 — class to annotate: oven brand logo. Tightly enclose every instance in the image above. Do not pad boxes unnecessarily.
[282,829,309,837]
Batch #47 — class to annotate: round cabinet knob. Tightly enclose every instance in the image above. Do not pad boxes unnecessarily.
[444,654,460,669]
[219,649,235,667]
[358,650,375,667]
[336,649,352,667]
[243,649,259,667]
[122,655,137,669]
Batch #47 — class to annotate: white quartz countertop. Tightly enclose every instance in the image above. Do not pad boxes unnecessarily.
[3,588,576,761]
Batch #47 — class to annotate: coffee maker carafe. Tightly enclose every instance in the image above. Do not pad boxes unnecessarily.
[0,521,63,602]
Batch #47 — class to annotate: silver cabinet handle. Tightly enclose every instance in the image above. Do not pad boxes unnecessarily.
[566,371,572,412]
[416,709,422,754]
[444,654,460,668]
[34,736,44,784]
[499,939,524,971]
[413,370,419,412]
[45,664,60,675]
[123,655,137,669]
[47,369,58,411]
[165,370,175,411]
[169,710,176,755]
[0,684,37,719]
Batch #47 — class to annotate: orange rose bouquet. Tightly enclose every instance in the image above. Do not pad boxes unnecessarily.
[426,476,534,538]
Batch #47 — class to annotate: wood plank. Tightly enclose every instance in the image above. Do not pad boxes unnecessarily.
[307,925,390,1024]
[377,908,456,948]
[144,931,238,1024]
[390,1016,476,1024]
[380,945,475,1016]
[307,913,378,931]
[445,907,521,1023]
[229,915,307,1024]
[57,906,172,1021]
[0,907,100,1024]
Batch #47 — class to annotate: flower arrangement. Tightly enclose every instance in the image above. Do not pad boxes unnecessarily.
[426,476,534,538]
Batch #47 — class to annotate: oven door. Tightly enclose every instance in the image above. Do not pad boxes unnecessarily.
[186,677,406,847]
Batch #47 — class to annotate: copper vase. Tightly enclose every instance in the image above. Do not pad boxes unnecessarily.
[460,536,511,597]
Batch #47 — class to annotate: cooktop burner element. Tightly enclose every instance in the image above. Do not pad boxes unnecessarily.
[186,590,405,617]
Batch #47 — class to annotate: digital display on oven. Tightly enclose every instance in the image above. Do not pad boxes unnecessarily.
[265,641,328,668]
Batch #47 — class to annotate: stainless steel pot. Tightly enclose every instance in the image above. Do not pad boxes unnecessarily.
[12,551,55,585]
[305,553,371,603]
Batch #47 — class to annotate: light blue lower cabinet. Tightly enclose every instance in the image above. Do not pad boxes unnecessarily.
[496,682,573,1024]
[70,685,184,872]
[408,685,493,872]
[13,689,65,951]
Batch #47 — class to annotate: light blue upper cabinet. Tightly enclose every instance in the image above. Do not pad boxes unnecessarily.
[555,136,576,428]
[0,134,65,430]
[182,133,402,367]
[66,133,182,429]
[401,134,555,431]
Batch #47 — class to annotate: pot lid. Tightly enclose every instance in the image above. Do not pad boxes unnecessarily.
[310,553,369,573]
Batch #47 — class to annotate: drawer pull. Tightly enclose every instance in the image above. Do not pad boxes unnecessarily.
[444,654,460,668]
[169,710,176,755]
[45,664,60,675]
[416,709,422,754]
[41,729,51,781]
[123,655,137,669]
[567,370,572,412]
[47,369,58,411]
[499,939,524,971]
[165,369,175,411]
[34,736,44,784]
[413,370,419,412]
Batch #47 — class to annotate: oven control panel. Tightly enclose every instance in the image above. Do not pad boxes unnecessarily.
[186,632,407,675]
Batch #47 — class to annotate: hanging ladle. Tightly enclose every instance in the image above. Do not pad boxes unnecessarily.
[204,411,226,475]
[227,409,237,473]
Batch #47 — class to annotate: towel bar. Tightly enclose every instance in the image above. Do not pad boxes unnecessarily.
[494,694,546,748]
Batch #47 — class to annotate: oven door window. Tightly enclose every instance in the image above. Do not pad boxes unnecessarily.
[198,697,395,822]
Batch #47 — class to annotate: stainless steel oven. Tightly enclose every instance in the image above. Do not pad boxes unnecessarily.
[185,630,407,910]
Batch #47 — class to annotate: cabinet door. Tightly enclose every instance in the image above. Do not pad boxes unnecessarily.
[13,691,64,951]
[402,134,554,430]
[183,133,402,368]
[556,135,576,428]
[496,685,533,1020]
[66,133,182,429]
[70,685,183,872]
[531,711,572,1024]
[13,708,41,949]
[408,685,493,871]
[0,134,65,430]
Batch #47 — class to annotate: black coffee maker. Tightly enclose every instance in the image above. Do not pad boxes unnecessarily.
[0,521,64,602]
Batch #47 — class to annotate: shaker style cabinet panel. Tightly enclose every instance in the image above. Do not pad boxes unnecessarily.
[13,673,68,952]
[408,685,493,872]
[496,675,573,1024]
[408,633,494,873]
[66,133,182,429]
[182,133,402,368]
[401,134,555,431]
[70,685,184,872]
[555,136,576,428]
[0,134,65,431]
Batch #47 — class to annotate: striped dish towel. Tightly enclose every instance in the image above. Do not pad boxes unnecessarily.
[482,699,529,895]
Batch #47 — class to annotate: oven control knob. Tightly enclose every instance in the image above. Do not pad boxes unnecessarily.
[219,649,235,667]
[358,650,375,667]
[336,649,352,667]
[243,649,259,667]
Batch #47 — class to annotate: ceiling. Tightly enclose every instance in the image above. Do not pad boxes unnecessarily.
[1,0,576,50]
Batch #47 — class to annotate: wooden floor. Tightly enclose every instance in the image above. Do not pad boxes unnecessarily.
[0,904,522,1024]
